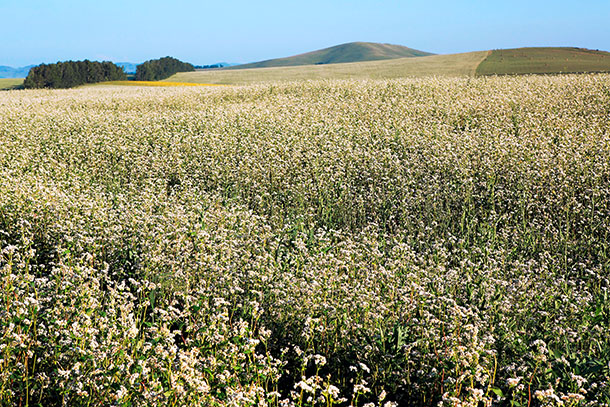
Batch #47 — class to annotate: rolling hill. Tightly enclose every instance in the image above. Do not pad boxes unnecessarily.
[8,46,610,89]
[228,42,434,69]
[165,51,488,85]
[162,46,610,85]
[0,65,35,78]
[476,47,610,75]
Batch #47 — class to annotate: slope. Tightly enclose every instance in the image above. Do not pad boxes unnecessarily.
[228,42,434,69]
[476,47,610,75]
[166,51,488,85]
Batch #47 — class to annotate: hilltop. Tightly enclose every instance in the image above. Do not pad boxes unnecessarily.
[228,41,434,69]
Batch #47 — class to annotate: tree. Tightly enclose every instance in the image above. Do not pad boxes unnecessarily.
[135,57,195,81]
[23,60,127,89]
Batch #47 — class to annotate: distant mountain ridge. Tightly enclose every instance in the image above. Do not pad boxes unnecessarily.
[0,65,36,78]
[195,62,240,69]
[115,62,138,74]
[228,42,434,70]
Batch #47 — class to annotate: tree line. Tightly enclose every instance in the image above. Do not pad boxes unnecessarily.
[134,56,194,81]
[23,60,126,89]
[23,57,195,89]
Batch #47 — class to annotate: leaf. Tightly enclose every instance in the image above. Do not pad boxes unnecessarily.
[491,387,504,398]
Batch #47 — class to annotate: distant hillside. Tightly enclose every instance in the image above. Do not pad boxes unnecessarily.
[116,62,138,74]
[476,47,610,75]
[229,42,434,69]
[0,65,35,78]
[163,52,487,85]
[195,62,239,69]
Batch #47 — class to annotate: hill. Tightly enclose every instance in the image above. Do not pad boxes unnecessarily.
[0,65,35,78]
[164,51,487,85]
[116,62,138,74]
[229,42,434,69]
[476,47,610,75]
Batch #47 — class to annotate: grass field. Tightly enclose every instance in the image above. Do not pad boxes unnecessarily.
[1,75,609,406]
[476,47,610,75]
[0,78,24,90]
[167,51,488,85]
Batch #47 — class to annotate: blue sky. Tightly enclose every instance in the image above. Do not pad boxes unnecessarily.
[1,0,609,66]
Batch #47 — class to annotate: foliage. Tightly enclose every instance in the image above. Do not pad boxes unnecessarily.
[135,56,195,81]
[23,60,126,89]
[1,75,609,406]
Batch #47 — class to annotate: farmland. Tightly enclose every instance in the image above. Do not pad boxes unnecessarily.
[1,75,610,406]
[0,78,23,90]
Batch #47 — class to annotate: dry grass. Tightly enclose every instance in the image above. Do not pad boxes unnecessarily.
[166,51,489,85]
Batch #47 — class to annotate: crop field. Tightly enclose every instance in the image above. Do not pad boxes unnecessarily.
[1,75,610,406]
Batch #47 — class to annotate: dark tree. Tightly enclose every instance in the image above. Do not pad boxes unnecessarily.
[135,57,195,81]
[23,60,127,89]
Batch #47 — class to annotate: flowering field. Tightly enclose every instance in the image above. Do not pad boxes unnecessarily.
[1,75,609,406]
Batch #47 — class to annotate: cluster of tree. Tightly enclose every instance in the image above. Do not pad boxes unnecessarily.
[135,57,194,81]
[195,63,225,69]
[23,60,126,89]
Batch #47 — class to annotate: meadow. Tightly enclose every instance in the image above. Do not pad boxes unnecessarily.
[1,75,609,407]
[0,78,24,90]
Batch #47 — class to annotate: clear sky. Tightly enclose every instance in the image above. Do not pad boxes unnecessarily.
[1,0,609,67]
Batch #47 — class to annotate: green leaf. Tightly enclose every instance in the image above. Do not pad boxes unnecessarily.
[492,387,504,397]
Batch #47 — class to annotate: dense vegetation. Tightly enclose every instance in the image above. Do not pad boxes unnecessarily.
[1,76,609,406]
[135,56,195,81]
[23,60,126,89]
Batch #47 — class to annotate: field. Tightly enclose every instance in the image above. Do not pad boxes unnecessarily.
[0,78,24,90]
[166,51,489,84]
[477,47,610,75]
[1,75,610,406]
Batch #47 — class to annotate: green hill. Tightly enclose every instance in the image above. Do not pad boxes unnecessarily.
[228,42,434,69]
[476,47,610,75]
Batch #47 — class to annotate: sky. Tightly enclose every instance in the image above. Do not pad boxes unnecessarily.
[1,0,609,67]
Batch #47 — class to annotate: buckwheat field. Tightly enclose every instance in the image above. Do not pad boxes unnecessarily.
[1,75,609,407]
